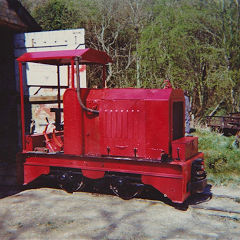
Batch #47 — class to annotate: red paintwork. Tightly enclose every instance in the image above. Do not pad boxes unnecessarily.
[16,48,206,203]
[18,62,26,150]
[100,88,183,158]
[17,48,113,65]
[63,88,184,159]
[172,137,198,161]
[24,165,50,184]
[18,152,204,202]
[64,88,104,155]
[71,59,75,88]
[25,131,63,152]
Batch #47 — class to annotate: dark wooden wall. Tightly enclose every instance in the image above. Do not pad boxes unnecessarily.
[0,28,19,162]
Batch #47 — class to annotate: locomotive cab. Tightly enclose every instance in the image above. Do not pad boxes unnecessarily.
[17,48,207,203]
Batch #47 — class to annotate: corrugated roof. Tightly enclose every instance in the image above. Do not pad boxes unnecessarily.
[0,0,41,32]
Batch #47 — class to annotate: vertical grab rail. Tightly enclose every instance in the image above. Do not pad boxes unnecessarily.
[18,61,26,151]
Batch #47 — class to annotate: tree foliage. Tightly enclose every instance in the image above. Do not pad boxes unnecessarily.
[32,0,78,30]
[139,0,240,116]
[20,0,240,118]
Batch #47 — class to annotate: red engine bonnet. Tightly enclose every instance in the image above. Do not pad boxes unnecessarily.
[63,88,184,160]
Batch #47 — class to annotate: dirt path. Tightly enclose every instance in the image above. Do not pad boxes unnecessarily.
[0,183,239,240]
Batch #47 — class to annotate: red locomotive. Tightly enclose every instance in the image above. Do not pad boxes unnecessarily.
[17,48,207,203]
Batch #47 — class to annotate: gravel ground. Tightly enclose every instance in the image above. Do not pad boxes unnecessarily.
[0,182,239,240]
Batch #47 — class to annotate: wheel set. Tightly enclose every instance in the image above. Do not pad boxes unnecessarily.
[55,171,144,200]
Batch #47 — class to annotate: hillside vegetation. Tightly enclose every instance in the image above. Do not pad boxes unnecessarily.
[20,0,240,119]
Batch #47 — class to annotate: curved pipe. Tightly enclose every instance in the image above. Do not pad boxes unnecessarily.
[75,57,99,114]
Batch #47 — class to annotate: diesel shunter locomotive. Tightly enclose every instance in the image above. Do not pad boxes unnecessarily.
[17,48,207,203]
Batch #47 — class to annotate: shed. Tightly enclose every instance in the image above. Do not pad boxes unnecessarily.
[0,0,41,163]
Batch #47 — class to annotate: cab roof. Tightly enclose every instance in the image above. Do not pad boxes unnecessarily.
[17,48,113,65]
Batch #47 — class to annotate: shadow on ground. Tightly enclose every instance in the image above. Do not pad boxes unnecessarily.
[0,185,21,199]
[0,174,212,211]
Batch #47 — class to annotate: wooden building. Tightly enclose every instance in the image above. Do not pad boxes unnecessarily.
[0,0,41,162]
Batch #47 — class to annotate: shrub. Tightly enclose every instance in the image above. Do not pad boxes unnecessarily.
[194,128,240,185]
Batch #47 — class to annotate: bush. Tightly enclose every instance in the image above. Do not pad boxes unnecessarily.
[194,128,240,185]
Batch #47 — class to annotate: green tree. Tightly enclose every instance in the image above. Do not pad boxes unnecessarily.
[20,0,240,117]
[32,0,78,30]
[29,0,153,87]
[139,0,239,117]
[218,0,240,112]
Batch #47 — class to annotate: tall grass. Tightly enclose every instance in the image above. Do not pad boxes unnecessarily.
[194,128,240,185]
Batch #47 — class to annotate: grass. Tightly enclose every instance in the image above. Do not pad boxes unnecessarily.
[193,127,240,185]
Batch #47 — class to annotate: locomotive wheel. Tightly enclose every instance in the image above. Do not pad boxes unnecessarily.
[110,177,143,200]
[57,172,85,193]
